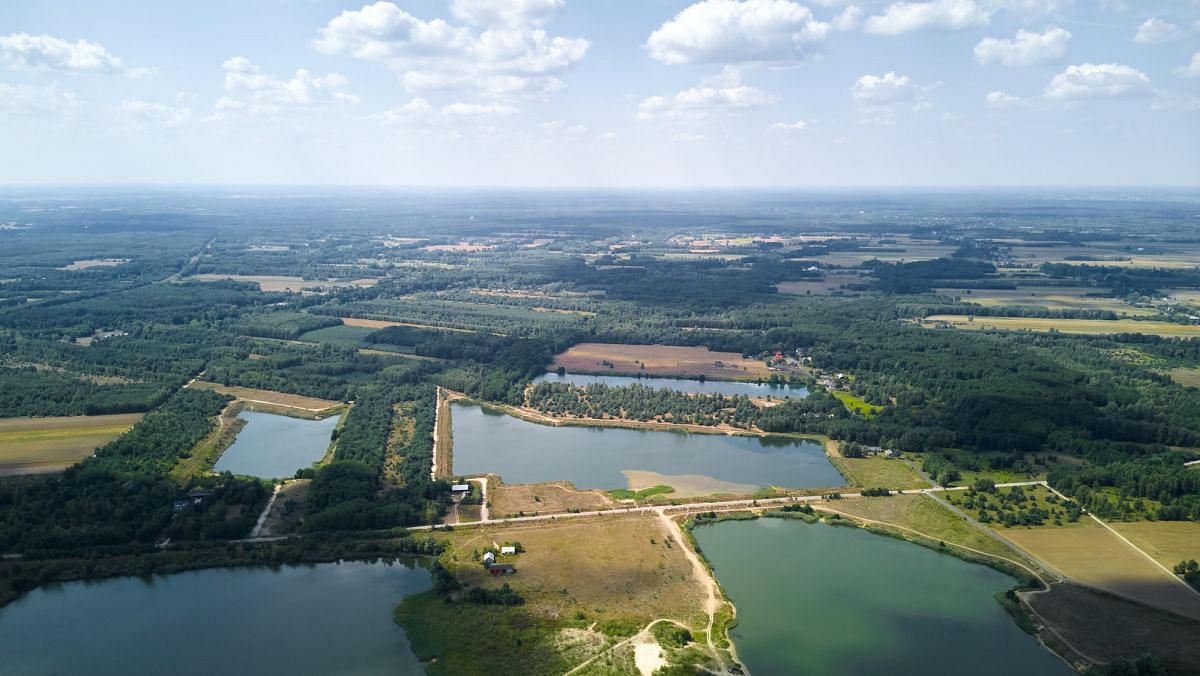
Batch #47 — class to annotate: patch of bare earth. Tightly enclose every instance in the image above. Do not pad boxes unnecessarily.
[552,343,769,380]
[490,480,616,518]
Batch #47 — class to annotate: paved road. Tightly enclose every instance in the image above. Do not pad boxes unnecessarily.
[237,481,1045,544]
[404,480,1046,531]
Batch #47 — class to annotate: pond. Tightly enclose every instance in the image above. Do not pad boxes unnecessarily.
[0,560,431,676]
[693,518,1072,676]
[533,372,809,399]
[450,402,843,494]
[213,410,338,478]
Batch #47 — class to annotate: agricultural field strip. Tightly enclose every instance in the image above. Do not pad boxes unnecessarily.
[185,381,342,413]
[1041,483,1200,599]
[921,315,1200,337]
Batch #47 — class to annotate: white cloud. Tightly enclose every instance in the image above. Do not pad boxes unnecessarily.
[120,99,195,127]
[1043,63,1152,100]
[0,33,131,74]
[0,82,80,114]
[441,101,517,116]
[768,120,808,132]
[222,57,359,108]
[1133,18,1182,44]
[449,0,564,27]
[974,27,1070,67]
[864,0,993,35]
[832,6,864,31]
[851,71,913,104]
[371,97,435,125]
[644,0,829,65]
[371,97,515,126]
[639,67,776,123]
[984,90,1027,108]
[1176,53,1200,78]
[313,1,587,97]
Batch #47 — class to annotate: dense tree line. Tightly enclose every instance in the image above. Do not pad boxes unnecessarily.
[527,382,762,428]
[302,460,447,532]
[0,390,267,551]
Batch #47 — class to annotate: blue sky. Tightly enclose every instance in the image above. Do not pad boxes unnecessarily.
[1,0,1198,186]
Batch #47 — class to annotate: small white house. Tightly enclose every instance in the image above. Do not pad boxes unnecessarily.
[451,484,470,493]
[482,551,496,564]
[500,546,516,555]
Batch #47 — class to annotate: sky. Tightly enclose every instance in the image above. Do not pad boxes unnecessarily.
[1,0,1198,187]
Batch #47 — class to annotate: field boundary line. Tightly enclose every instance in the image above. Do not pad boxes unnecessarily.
[1041,483,1200,599]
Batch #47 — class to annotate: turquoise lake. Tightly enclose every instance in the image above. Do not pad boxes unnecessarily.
[694,518,1073,676]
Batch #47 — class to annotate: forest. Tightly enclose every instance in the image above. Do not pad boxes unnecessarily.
[0,193,1197,575]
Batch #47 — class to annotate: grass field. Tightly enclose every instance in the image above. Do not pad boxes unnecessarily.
[552,343,769,380]
[192,274,378,293]
[1167,367,1200,388]
[188,381,343,412]
[0,413,143,475]
[823,494,1022,562]
[775,279,860,295]
[397,514,711,674]
[933,287,1153,316]
[1002,242,1200,269]
[490,480,616,518]
[59,258,129,270]
[830,390,883,417]
[999,521,1200,621]
[297,323,378,348]
[922,315,1200,337]
[832,455,929,490]
[1110,521,1200,571]
[812,242,957,267]
[340,317,476,333]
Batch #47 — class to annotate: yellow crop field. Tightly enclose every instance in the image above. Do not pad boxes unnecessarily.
[188,381,343,412]
[1111,521,1200,571]
[552,343,769,380]
[999,522,1200,621]
[922,315,1200,337]
[933,287,1153,316]
[192,274,377,293]
[0,414,143,475]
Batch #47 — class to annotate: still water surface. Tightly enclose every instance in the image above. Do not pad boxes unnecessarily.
[451,402,844,490]
[214,410,338,478]
[0,560,431,676]
[694,518,1072,676]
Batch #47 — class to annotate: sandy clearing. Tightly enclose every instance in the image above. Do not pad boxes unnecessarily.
[623,469,760,499]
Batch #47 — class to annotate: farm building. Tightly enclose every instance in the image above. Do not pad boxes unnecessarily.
[500,546,516,555]
[488,564,516,575]
[482,551,495,565]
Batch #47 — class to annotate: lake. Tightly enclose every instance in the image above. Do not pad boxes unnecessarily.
[450,402,844,493]
[694,518,1072,676]
[534,372,809,399]
[0,560,431,676]
[213,410,338,478]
